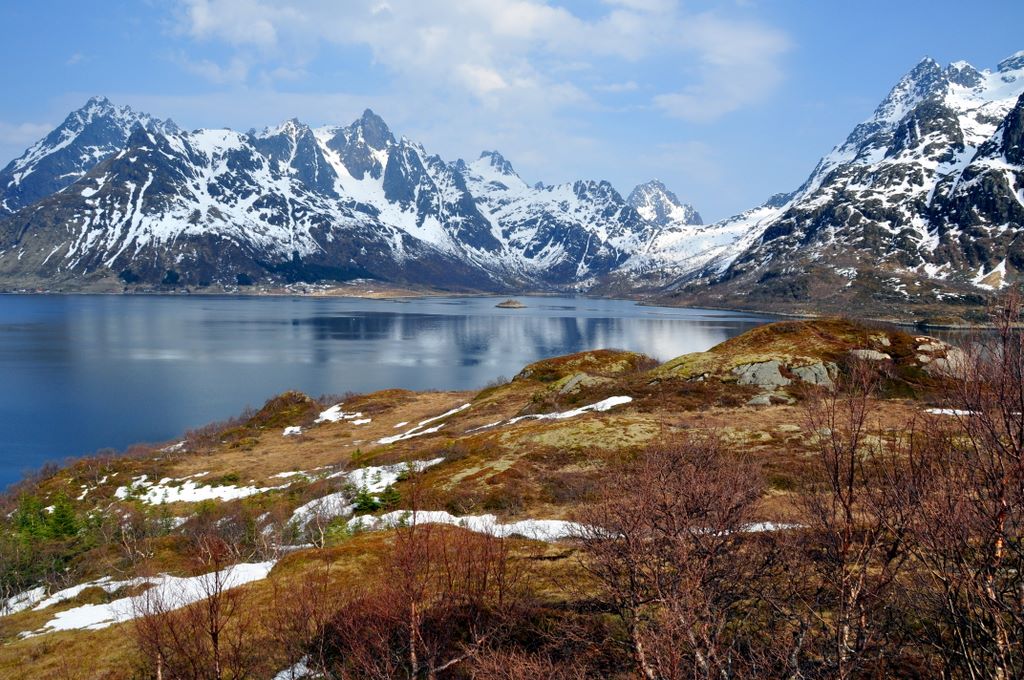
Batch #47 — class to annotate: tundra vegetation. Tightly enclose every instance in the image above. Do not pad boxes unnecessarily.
[0,301,1022,679]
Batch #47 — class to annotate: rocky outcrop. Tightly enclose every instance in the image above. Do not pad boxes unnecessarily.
[732,361,791,388]
[850,349,893,362]
[792,362,837,388]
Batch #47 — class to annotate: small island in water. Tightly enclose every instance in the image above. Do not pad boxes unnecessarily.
[496,298,526,309]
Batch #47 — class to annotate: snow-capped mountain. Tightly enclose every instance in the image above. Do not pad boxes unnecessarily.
[4,50,1022,313]
[0,97,177,215]
[670,51,1024,315]
[627,180,702,227]
[459,151,658,283]
[0,102,704,290]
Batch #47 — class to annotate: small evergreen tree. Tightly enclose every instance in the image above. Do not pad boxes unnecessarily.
[13,495,48,540]
[378,485,401,510]
[46,494,78,539]
[352,487,382,514]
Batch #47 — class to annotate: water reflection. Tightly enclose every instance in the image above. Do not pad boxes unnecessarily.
[0,295,771,487]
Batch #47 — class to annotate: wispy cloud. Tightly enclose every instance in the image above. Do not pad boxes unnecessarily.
[593,81,640,93]
[0,121,53,147]
[171,0,789,122]
[178,54,251,85]
[653,13,790,121]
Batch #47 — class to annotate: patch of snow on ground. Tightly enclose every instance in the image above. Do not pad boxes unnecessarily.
[466,420,503,433]
[315,404,364,423]
[925,408,974,416]
[274,657,315,680]
[114,475,279,505]
[290,458,445,527]
[1,587,46,616]
[282,426,303,436]
[377,404,470,445]
[348,511,799,543]
[30,561,275,635]
[507,396,633,425]
[348,510,587,542]
[28,577,143,613]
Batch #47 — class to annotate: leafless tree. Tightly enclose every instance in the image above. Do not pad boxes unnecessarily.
[784,360,913,679]
[132,534,265,680]
[573,436,770,679]
[320,468,531,679]
[899,295,1024,679]
[262,558,342,678]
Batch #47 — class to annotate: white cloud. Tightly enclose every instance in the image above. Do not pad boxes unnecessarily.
[0,121,53,147]
[602,0,677,12]
[179,55,251,84]
[594,80,640,93]
[653,13,790,121]
[170,0,789,121]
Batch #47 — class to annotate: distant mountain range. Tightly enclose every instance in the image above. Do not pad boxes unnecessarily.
[0,98,703,291]
[2,51,1023,319]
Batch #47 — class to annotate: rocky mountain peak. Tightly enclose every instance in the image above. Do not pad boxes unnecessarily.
[998,50,1024,74]
[0,97,177,214]
[945,60,984,88]
[627,179,703,226]
[871,56,948,124]
[351,109,394,150]
[478,150,517,176]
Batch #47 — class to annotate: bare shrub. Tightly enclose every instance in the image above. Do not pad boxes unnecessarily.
[897,295,1024,679]
[132,534,266,679]
[573,436,771,679]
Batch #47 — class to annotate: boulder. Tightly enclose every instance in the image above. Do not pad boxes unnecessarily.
[792,362,836,388]
[555,372,614,395]
[850,349,891,361]
[732,360,791,388]
[923,347,968,377]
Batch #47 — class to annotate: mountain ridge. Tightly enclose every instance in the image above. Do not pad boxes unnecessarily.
[2,49,1024,321]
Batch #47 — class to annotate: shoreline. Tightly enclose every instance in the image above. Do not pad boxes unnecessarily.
[1,285,1000,329]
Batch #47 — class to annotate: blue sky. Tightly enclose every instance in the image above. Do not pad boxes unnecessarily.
[1,0,1022,221]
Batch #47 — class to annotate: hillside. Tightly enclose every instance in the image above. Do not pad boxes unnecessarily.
[2,317,1012,679]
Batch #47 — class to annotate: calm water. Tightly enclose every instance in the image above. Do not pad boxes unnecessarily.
[0,295,771,488]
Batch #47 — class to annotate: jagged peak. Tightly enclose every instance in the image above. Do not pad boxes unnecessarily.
[627,179,703,226]
[69,96,177,132]
[946,60,984,88]
[82,95,114,110]
[476,150,518,177]
[870,56,950,124]
[345,108,394,150]
[257,118,312,139]
[998,50,1024,74]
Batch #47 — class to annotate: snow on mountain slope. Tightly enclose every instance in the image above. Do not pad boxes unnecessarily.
[627,180,703,227]
[0,99,720,290]
[0,97,177,215]
[0,122,495,289]
[671,51,1024,313]
[458,153,667,283]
